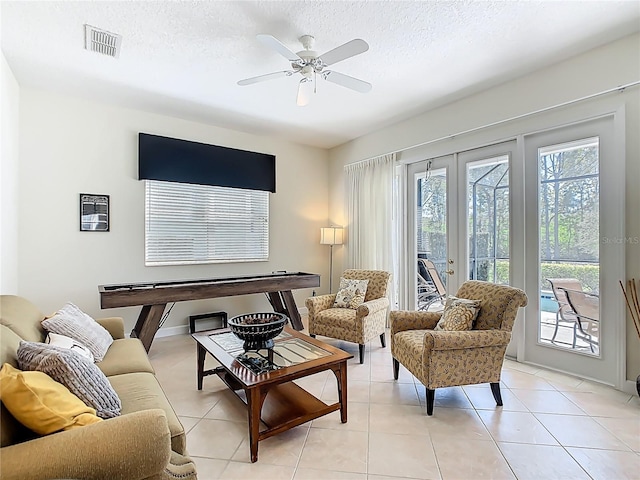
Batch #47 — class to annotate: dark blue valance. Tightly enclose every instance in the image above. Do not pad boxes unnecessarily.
[138,133,276,192]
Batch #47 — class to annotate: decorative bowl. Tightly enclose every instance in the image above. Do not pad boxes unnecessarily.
[227,312,289,351]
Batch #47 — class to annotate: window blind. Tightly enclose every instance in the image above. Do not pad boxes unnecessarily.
[145,180,269,266]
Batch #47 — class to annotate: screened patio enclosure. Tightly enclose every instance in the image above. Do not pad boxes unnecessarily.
[467,158,510,285]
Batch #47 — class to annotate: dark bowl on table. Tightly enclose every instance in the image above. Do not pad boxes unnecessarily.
[228,312,289,351]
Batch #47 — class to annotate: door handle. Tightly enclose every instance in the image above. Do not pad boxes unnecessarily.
[445,269,454,275]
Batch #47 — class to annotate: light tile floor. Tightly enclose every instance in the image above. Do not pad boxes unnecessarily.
[149,328,639,480]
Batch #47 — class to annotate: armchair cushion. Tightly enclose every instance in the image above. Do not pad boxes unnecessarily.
[315,308,358,331]
[434,296,481,331]
[334,278,369,309]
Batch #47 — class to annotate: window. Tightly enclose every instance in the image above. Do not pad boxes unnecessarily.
[145,180,269,266]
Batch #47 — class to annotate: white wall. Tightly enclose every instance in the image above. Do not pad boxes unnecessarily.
[0,53,20,294]
[329,33,640,383]
[16,88,330,334]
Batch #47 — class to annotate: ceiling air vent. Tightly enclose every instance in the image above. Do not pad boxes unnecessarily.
[84,25,122,58]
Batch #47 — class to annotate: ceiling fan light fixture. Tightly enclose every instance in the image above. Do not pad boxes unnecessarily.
[300,65,314,78]
[297,78,313,107]
[238,34,371,105]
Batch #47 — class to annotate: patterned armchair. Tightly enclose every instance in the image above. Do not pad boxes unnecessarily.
[390,280,528,415]
[306,269,391,364]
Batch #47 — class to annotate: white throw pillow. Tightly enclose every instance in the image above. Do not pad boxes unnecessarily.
[42,303,113,362]
[46,332,95,363]
[333,278,369,309]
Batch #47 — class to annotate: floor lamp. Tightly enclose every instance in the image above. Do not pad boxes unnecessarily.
[320,226,344,293]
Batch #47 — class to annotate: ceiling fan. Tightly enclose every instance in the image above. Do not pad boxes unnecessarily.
[237,34,372,106]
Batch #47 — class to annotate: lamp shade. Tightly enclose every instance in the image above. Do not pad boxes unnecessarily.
[320,226,344,245]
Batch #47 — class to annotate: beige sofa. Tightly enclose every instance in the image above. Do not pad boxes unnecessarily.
[0,295,197,480]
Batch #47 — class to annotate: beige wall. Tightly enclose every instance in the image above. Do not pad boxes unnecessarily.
[329,33,640,385]
[14,88,330,333]
[0,54,20,294]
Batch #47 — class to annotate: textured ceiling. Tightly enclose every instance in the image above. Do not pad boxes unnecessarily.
[2,1,639,149]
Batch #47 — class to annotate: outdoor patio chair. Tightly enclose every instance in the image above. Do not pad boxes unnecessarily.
[391,280,527,415]
[560,287,599,353]
[546,278,598,351]
[417,258,447,311]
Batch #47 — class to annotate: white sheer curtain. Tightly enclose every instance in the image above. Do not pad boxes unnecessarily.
[344,153,397,305]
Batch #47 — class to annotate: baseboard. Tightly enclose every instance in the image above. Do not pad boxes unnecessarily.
[623,379,639,396]
[155,324,190,338]
[153,306,309,338]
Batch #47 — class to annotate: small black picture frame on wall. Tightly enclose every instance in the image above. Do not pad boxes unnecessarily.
[80,194,109,232]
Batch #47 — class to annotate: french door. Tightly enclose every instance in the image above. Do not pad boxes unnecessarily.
[406,141,517,315]
[523,115,624,386]
[408,155,459,308]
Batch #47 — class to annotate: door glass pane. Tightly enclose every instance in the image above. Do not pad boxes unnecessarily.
[538,138,600,356]
[467,156,510,284]
[416,168,447,310]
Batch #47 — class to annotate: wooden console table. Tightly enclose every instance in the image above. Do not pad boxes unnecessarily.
[98,272,320,351]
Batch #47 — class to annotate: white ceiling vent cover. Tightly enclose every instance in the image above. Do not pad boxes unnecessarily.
[84,25,122,58]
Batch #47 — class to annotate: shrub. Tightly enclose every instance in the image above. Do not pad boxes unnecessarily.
[495,260,599,292]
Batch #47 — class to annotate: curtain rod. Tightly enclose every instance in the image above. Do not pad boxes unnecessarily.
[346,80,640,167]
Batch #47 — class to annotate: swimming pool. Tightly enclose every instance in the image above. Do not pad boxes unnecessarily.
[540,291,558,312]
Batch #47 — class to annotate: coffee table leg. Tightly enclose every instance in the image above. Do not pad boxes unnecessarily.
[247,387,262,462]
[197,343,205,391]
[332,362,348,423]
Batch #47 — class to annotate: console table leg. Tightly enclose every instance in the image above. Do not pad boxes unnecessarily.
[132,303,167,352]
[196,344,206,391]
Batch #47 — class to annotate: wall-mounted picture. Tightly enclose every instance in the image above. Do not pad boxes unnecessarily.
[80,193,109,231]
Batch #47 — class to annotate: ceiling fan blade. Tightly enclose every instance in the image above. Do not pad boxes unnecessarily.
[322,71,372,93]
[318,39,369,66]
[257,34,302,62]
[237,70,293,86]
[296,78,313,106]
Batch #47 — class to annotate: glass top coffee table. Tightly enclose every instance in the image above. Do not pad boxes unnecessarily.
[192,326,353,462]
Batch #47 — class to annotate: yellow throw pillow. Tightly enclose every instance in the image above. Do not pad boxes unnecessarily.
[0,363,102,435]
